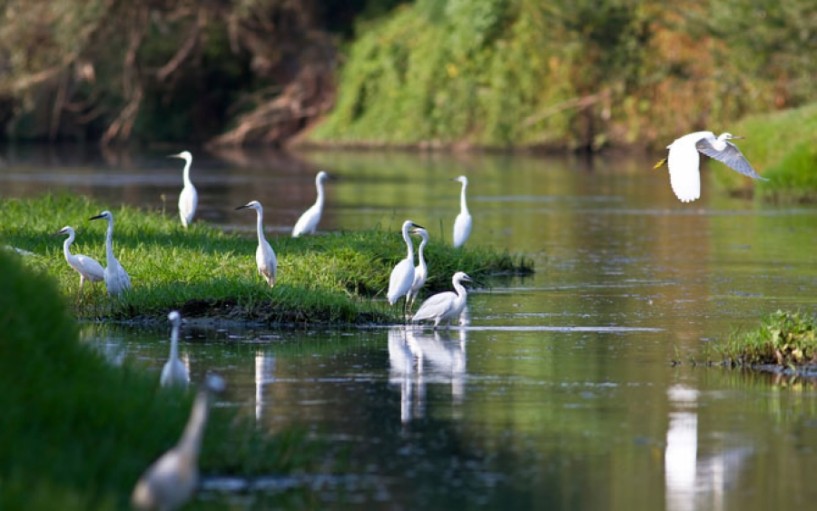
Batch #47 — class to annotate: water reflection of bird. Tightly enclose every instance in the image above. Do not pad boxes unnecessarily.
[254,352,276,423]
[56,226,104,290]
[89,210,131,296]
[236,200,277,287]
[388,327,424,423]
[452,176,472,248]
[412,272,473,329]
[406,227,429,314]
[387,220,425,314]
[161,311,189,388]
[654,131,766,203]
[169,151,198,228]
[292,170,330,237]
[131,374,225,511]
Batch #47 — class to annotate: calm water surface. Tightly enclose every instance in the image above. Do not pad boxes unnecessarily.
[5,146,817,510]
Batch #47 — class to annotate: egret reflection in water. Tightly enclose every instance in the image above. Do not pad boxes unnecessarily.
[254,352,276,422]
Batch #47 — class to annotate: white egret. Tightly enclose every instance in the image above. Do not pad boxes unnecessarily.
[161,311,189,388]
[452,176,472,248]
[655,131,767,203]
[412,271,473,329]
[131,373,225,511]
[89,210,131,296]
[406,227,430,313]
[387,220,425,314]
[56,226,105,290]
[169,151,198,228]
[236,200,277,287]
[292,170,330,237]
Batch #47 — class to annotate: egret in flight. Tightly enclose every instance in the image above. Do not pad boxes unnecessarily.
[161,311,189,388]
[412,271,473,329]
[56,226,104,290]
[131,373,225,511]
[89,210,131,296]
[406,227,430,313]
[387,220,425,315]
[169,151,198,228]
[452,176,472,248]
[655,131,766,203]
[236,200,277,287]
[292,170,330,237]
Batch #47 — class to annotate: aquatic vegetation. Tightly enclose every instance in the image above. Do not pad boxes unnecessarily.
[718,311,817,368]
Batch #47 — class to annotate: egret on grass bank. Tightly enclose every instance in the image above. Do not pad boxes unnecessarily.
[452,175,472,248]
[388,220,425,315]
[406,227,430,314]
[236,200,277,287]
[412,271,473,329]
[169,151,198,228]
[655,131,766,203]
[131,373,225,511]
[89,210,131,296]
[292,170,330,237]
[161,311,189,388]
[55,226,104,290]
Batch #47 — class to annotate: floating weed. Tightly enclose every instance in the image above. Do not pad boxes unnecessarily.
[717,310,817,368]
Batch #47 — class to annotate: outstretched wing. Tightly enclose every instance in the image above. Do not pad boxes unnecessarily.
[696,139,767,181]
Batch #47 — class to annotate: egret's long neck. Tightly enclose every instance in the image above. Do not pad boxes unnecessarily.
[62,234,75,260]
[418,238,428,267]
[170,326,180,360]
[177,390,211,463]
[105,218,115,264]
[460,182,469,215]
[255,208,266,244]
[453,278,468,298]
[403,225,414,261]
[315,177,325,208]
[183,158,193,188]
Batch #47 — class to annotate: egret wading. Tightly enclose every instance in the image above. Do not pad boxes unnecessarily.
[452,176,472,248]
[236,200,277,287]
[292,170,330,237]
[412,271,473,329]
[655,131,766,203]
[89,210,131,296]
[406,227,430,313]
[131,374,225,511]
[169,151,198,228]
[55,226,104,290]
[387,220,425,316]
[161,311,189,388]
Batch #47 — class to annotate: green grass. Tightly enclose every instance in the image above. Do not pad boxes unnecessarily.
[717,310,817,368]
[0,194,533,324]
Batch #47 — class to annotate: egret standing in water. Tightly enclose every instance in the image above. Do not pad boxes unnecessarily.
[236,200,277,287]
[452,176,472,248]
[655,131,766,203]
[292,170,330,237]
[406,227,430,313]
[161,311,189,388]
[131,373,225,511]
[412,271,473,329]
[89,210,131,296]
[387,220,425,315]
[169,151,198,228]
[55,226,105,290]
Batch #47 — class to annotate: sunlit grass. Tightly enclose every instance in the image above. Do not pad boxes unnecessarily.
[717,310,817,368]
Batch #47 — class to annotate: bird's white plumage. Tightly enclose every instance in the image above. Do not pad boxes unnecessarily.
[387,220,422,306]
[89,211,131,296]
[452,176,472,248]
[237,200,277,287]
[406,227,429,312]
[161,311,189,388]
[170,151,198,228]
[57,226,105,289]
[292,170,329,237]
[412,271,472,328]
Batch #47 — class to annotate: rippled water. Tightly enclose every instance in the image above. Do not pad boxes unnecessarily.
[6,146,817,509]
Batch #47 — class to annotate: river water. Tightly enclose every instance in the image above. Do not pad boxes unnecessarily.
[4,145,817,510]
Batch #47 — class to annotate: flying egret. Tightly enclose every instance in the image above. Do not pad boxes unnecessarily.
[292,170,330,237]
[452,176,472,248]
[161,311,189,388]
[387,220,425,315]
[169,151,198,228]
[406,227,430,313]
[236,200,277,287]
[131,373,225,511]
[412,271,473,329]
[89,210,131,296]
[655,131,767,203]
[55,226,105,290]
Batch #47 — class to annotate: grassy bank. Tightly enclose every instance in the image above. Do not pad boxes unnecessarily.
[0,195,533,324]
[717,311,817,371]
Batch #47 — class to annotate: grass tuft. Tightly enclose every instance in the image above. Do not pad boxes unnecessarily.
[717,310,817,368]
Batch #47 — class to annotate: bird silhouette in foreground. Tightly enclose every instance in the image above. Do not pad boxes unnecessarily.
[169,151,198,229]
[292,170,330,237]
[412,271,473,329]
[160,311,189,388]
[89,210,131,296]
[452,175,472,248]
[654,131,767,203]
[55,226,104,291]
[131,374,225,511]
[236,200,277,286]
[388,220,425,316]
[406,227,430,314]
